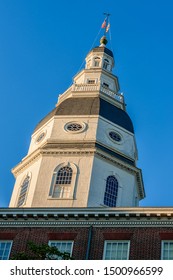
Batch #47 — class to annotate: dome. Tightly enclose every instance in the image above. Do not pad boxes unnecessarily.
[34,97,134,133]
[87,46,114,58]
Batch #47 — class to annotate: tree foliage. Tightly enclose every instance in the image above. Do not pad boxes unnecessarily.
[12,241,72,260]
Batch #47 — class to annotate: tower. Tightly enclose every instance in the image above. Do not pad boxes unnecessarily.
[2,17,173,262]
[9,33,145,208]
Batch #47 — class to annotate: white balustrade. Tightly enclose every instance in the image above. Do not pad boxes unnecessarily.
[71,83,124,103]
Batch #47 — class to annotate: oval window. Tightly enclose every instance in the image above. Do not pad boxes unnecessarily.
[109,131,122,142]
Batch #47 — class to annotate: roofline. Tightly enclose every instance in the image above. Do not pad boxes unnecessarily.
[1,207,173,227]
[1,206,173,217]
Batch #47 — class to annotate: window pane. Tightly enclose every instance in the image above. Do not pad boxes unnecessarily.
[53,166,73,198]
[53,186,62,198]
[3,250,9,257]
[17,176,30,207]
[104,176,118,207]
[163,251,168,259]
[162,241,173,260]
[49,241,73,260]
[122,250,128,259]
[106,243,112,250]
[0,241,12,260]
[103,241,129,260]
[56,167,72,185]
[66,243,72,252]
[169,250,173,259]
[0,243,5,250]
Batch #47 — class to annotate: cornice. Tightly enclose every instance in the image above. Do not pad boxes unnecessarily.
[12,147,96,176]
[73,68,118,82]
[1,220,173,228]
[0,207,173,227]
[12,141,144,200]
[12,139,136,173]
[12,150,42,177]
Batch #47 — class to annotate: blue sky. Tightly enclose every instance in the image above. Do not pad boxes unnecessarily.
[0,0,173,207]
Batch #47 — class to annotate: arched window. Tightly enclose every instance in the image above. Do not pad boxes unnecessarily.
[17,175,30,207]
[94,57,100,67]
[104,176,118,207]
[49,163,78,199]
[52,166,73,198]
[103,59,109,70]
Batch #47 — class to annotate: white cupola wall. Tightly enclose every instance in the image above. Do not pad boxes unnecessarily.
[73,45,119,95]
[85,47,114,72]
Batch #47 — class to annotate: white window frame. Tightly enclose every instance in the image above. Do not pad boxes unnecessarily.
[161,240,173,260]
[49,163,78,200]
[103,59,109,70]
[94,57,100,67]
[0,240,13,260]
[104,176,119,207]
[103,240,130,260]
[48,241,73,259]
[53,166,73,199]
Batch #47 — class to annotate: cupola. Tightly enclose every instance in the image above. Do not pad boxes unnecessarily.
[85,37,114,72]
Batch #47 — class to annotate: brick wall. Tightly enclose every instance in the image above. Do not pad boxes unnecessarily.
[0,227,89,260]
[1,226,173,259]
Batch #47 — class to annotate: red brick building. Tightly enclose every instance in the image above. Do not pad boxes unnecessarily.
[1,208,173,260]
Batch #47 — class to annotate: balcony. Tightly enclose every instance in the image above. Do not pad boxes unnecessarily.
[72,83,99,92]
[72,83,124,104]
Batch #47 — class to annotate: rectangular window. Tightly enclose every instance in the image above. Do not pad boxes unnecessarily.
[103,240,130,260]
[0,241,13,260]
[48,241,73,259]
[103,82,109,88]
[161,241,173,259]
[87,79,96,84]
[94,61,100,67]
[103,61,108,70]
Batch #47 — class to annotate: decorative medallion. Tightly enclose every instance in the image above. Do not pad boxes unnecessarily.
[35,131,46,143]
[64,122,86,133]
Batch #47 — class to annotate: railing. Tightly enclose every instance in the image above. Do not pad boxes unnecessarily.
[100,85,124,103]
[72,83,99,92]
[72,83,124,104]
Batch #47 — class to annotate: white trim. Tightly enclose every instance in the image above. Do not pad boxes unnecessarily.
[49,162,78,200]
[16,172,32,207]
[103,175,119,207]
[64,122,87,134]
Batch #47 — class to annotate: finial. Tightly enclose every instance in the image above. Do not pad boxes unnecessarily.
[100,36,108,47]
